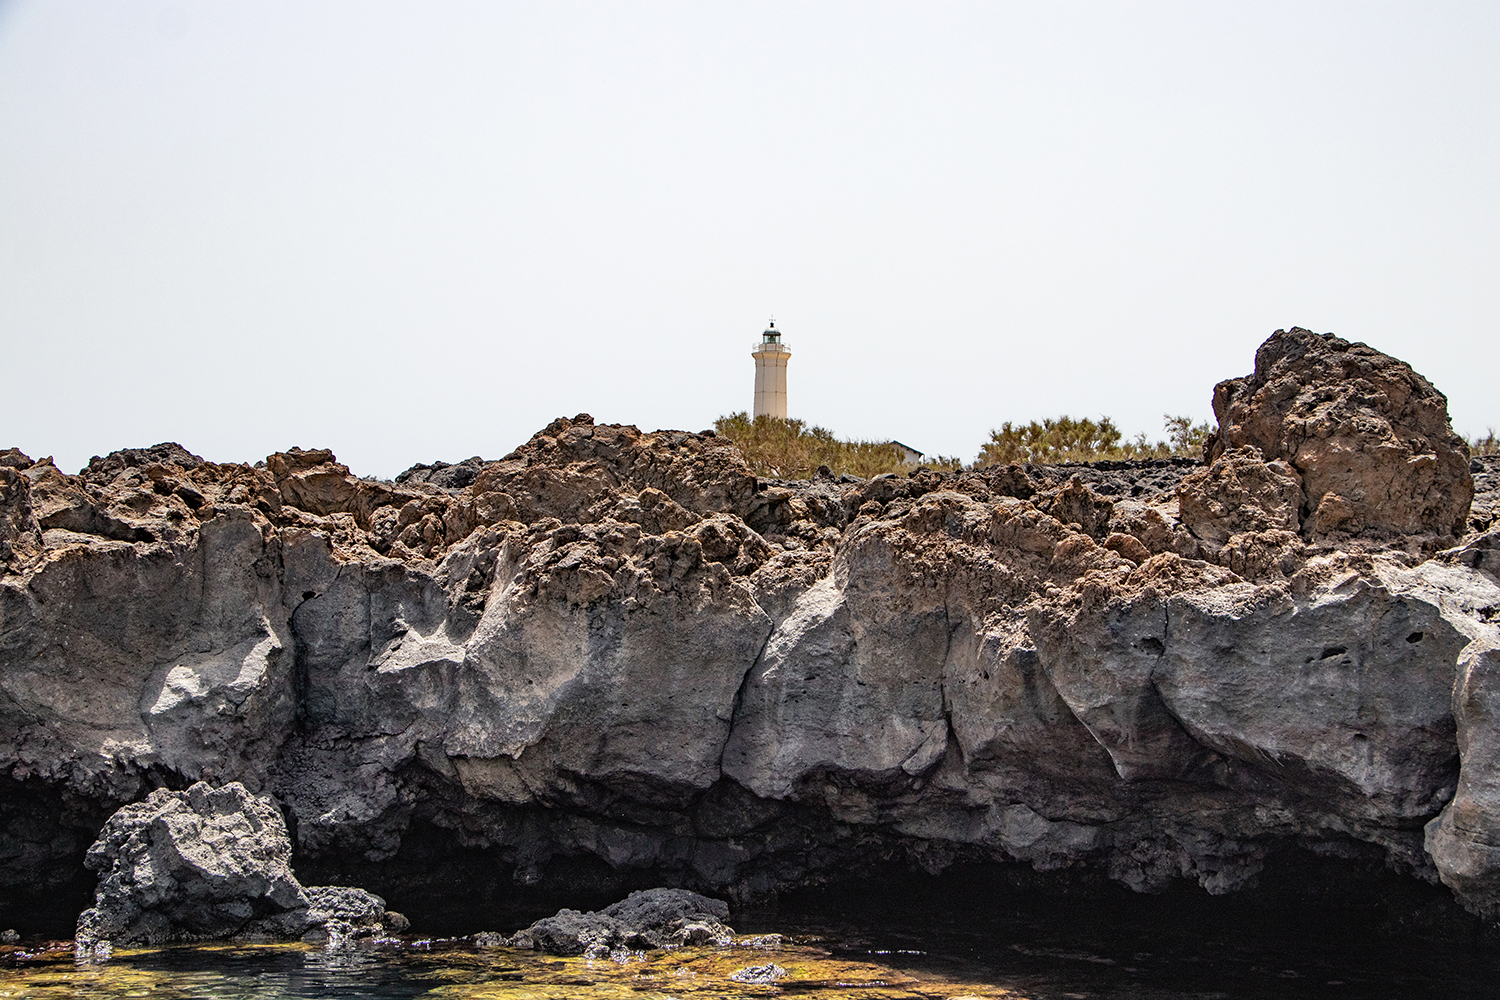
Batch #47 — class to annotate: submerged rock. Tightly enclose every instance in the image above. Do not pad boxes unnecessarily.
[730,963,788,984]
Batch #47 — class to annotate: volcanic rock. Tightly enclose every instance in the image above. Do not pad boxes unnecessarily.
[0,463,42,572]
[496,888,733,956]
[2,328,1500,937]
[73,782,399,954]
[1205,327,1472,538]
[1177,446,1304,547]
[81,442,205,485]
[1469,455,1500,535]
[301,885,409,945]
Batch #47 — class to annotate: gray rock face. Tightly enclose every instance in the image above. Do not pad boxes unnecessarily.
[723,538,951,800]
[73,782,399,952]
[1418,555,1500,917]
[5,332,1500,934]
[1163,567,1471,821]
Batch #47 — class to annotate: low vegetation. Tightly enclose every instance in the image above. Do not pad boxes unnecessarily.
[974,415,1213,467]
[713,413,961,479]
[716,413,1500,477]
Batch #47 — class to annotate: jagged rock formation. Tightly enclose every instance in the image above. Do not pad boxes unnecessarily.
[484,888,734,956]
[1204,327,1473,538]
[2,329,1498,934]
[1469,455,1500,535]
[72,782,404,954]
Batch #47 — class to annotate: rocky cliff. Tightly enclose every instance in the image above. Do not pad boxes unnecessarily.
[3,328,1499,934]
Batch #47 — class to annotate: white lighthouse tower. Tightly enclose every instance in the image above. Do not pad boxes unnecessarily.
[751,320,791,419]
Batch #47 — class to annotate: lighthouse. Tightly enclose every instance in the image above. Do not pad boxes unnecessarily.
[751,320,791,419]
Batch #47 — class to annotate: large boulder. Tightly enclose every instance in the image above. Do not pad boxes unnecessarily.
[74,782,401,956]
[1205,328,1472,538]
[301,885,410,946]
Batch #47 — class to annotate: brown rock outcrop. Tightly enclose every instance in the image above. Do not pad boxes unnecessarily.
[80,442,205,485]
[1178,446,1304,547]
[0,459,42,572]
[1205,327,1472,538]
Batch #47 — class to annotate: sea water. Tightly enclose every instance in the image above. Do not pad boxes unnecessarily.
[5,913,1500,1000]
[7,862,1500,999]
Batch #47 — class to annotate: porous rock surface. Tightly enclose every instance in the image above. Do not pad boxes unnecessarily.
[482,888,734,956]
[72,782,402,952]
[1204,326,1472,538]
[3,329,1499,931]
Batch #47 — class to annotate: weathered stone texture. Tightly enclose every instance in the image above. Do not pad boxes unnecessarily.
[1205,327,1472,538]
[73,782,400,952]
[494,888,733,956]
[1178,446,1303,547]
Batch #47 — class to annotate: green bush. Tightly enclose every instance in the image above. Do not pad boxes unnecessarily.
[975,414,1212,467]
[714,413,961,479]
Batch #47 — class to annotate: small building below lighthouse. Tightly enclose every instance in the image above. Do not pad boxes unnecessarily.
[751,320,791,419]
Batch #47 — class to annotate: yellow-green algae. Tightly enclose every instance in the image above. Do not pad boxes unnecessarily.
[0,941,1030,1000]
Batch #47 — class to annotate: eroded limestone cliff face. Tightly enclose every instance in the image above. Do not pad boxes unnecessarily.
[3,328,1499,931]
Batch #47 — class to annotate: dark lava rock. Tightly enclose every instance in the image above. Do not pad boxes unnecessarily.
[493,888,733,956]
[82,442,205,484]
[74,782,401,958]
[396,456,489,490]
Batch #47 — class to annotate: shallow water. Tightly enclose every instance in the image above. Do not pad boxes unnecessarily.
[768,868,1500,1000]
[0,940,1030,1000]
[3,919,1499,1000]
[7,859,1500,1000]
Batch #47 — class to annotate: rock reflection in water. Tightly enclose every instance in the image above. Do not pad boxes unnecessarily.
[1,944,413,999]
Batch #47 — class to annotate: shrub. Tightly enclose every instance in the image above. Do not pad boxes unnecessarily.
[714,413,961,479]
[975,415,1213,467]
[1469,430,1498,457]
[1164,414,1214,455]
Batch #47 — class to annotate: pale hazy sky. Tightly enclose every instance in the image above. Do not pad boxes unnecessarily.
[2,1,1496,477]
